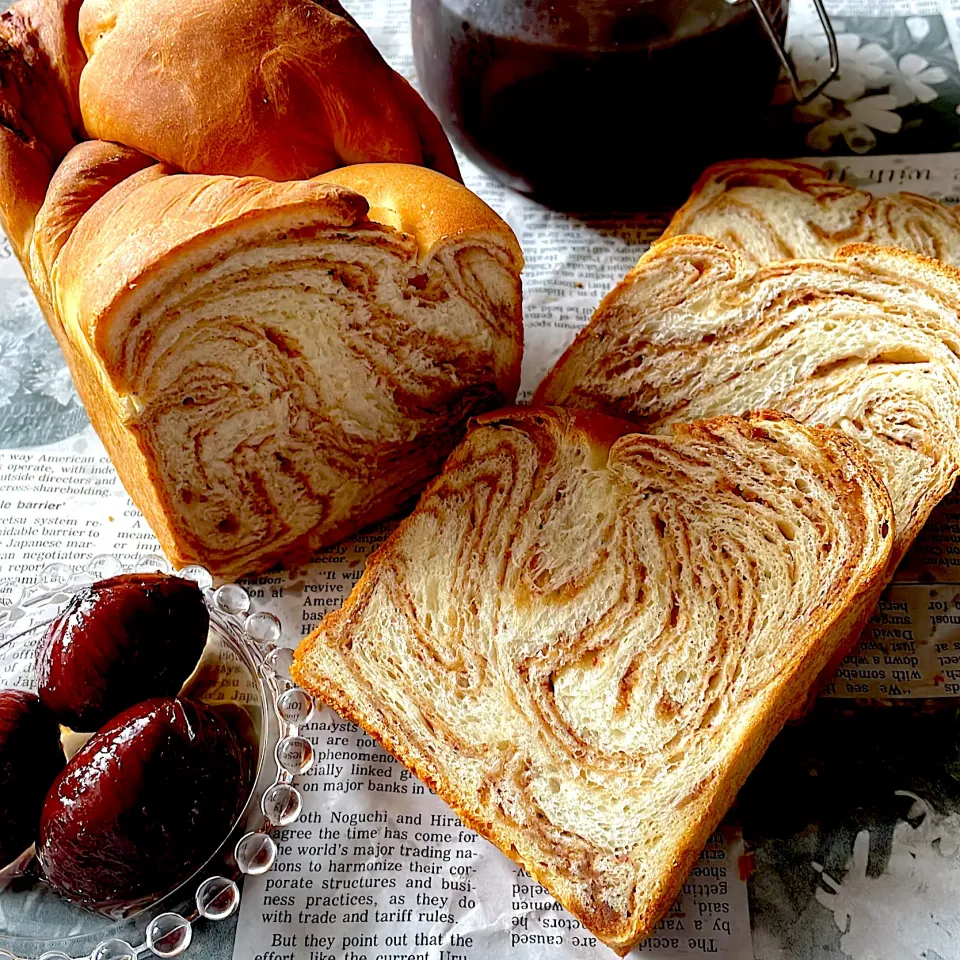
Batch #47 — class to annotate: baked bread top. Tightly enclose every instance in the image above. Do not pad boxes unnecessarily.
[0,0,458,261]
[293,406,892,954]
[76,0,459,181]
[664,158,960,267]
[536,237,960,566]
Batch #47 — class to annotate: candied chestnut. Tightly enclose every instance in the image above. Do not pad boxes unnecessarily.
[36,573,209,730]
[0,689,65,866]
[38,697,247,911]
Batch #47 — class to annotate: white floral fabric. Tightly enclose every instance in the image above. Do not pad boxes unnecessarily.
[785,17,953,154]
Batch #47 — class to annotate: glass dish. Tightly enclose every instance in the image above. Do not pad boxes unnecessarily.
[0,555,314,960]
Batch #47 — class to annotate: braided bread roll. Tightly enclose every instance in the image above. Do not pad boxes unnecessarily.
[76,0,460,181]
[664,159,960,267]
[537,238,960,569]
[27,153,523,577]
[0,0,459,264]
[293,407,893,955]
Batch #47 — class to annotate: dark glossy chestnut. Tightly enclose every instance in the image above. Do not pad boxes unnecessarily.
[38,697,247,912]
[0,689,65,867]
[36,573,209,731]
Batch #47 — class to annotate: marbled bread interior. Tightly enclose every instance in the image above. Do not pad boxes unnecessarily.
[537,237,960,568]
[293,406,892,954]
[30,156,523,577]
[664,158,960,267]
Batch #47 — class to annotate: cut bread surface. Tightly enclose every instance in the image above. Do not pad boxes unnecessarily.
[536,237,960,566]
[664,158,960,267]
[293,407,892,954]
[29,160,523,578]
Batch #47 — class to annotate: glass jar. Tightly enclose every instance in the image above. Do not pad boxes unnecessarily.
[412,0,836,211]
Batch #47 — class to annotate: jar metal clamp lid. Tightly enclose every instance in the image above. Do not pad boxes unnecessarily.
[743,0,840,102]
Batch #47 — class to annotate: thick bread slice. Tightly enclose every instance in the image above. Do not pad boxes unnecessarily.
[663,158,960,267]
[292,407,893,955]
[536,237,960,568]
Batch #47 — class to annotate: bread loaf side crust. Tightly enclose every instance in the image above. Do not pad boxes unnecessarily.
[29,139,155,298]
[0,0,85,257]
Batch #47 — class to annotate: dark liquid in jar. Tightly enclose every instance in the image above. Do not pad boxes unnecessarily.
[412,0,787,210]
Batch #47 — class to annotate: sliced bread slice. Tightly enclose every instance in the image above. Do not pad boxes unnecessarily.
[663,158,960,267]
[536,237,960,568]
[293,406,892,954]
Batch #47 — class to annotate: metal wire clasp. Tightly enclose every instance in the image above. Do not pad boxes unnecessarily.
[749,0,840,103]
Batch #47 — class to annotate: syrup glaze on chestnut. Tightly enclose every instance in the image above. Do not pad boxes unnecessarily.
[38,697,247,912]
[0,689,66,867]
[36,573,209,731]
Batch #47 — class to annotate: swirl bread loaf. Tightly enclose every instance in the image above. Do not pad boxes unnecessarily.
[537,238,960,570]
[664,159,960,267]
[0,0,523,578]
[29,156,523,577]
[293,407,893,955]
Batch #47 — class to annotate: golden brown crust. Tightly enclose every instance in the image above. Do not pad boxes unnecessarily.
[0,0,461,260]
[0,6,184,557]
[293,406,893,954]
[1,0,84,151]
[836,240,960,291]
[315,163,524,269]
[0,0,85,257]
[29,139,154,297]
[76,0,459,182]
[663,158,960,266]
[0,9,165,554]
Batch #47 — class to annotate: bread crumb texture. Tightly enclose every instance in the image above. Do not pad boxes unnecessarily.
[664,158,960,267]
[294,407,892,954]
[536,238,960,566]
[35,164,522,578]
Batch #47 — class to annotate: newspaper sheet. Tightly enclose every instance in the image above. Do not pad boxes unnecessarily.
[3,0,960,958]
[0,434,754,960]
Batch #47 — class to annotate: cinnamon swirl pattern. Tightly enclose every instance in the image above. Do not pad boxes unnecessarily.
[34,161,523,577]
[293,407,893,954]
[537,238,960,567]
[664,159,960,267]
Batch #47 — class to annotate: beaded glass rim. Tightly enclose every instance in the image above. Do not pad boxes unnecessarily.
[0,554,315,960]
